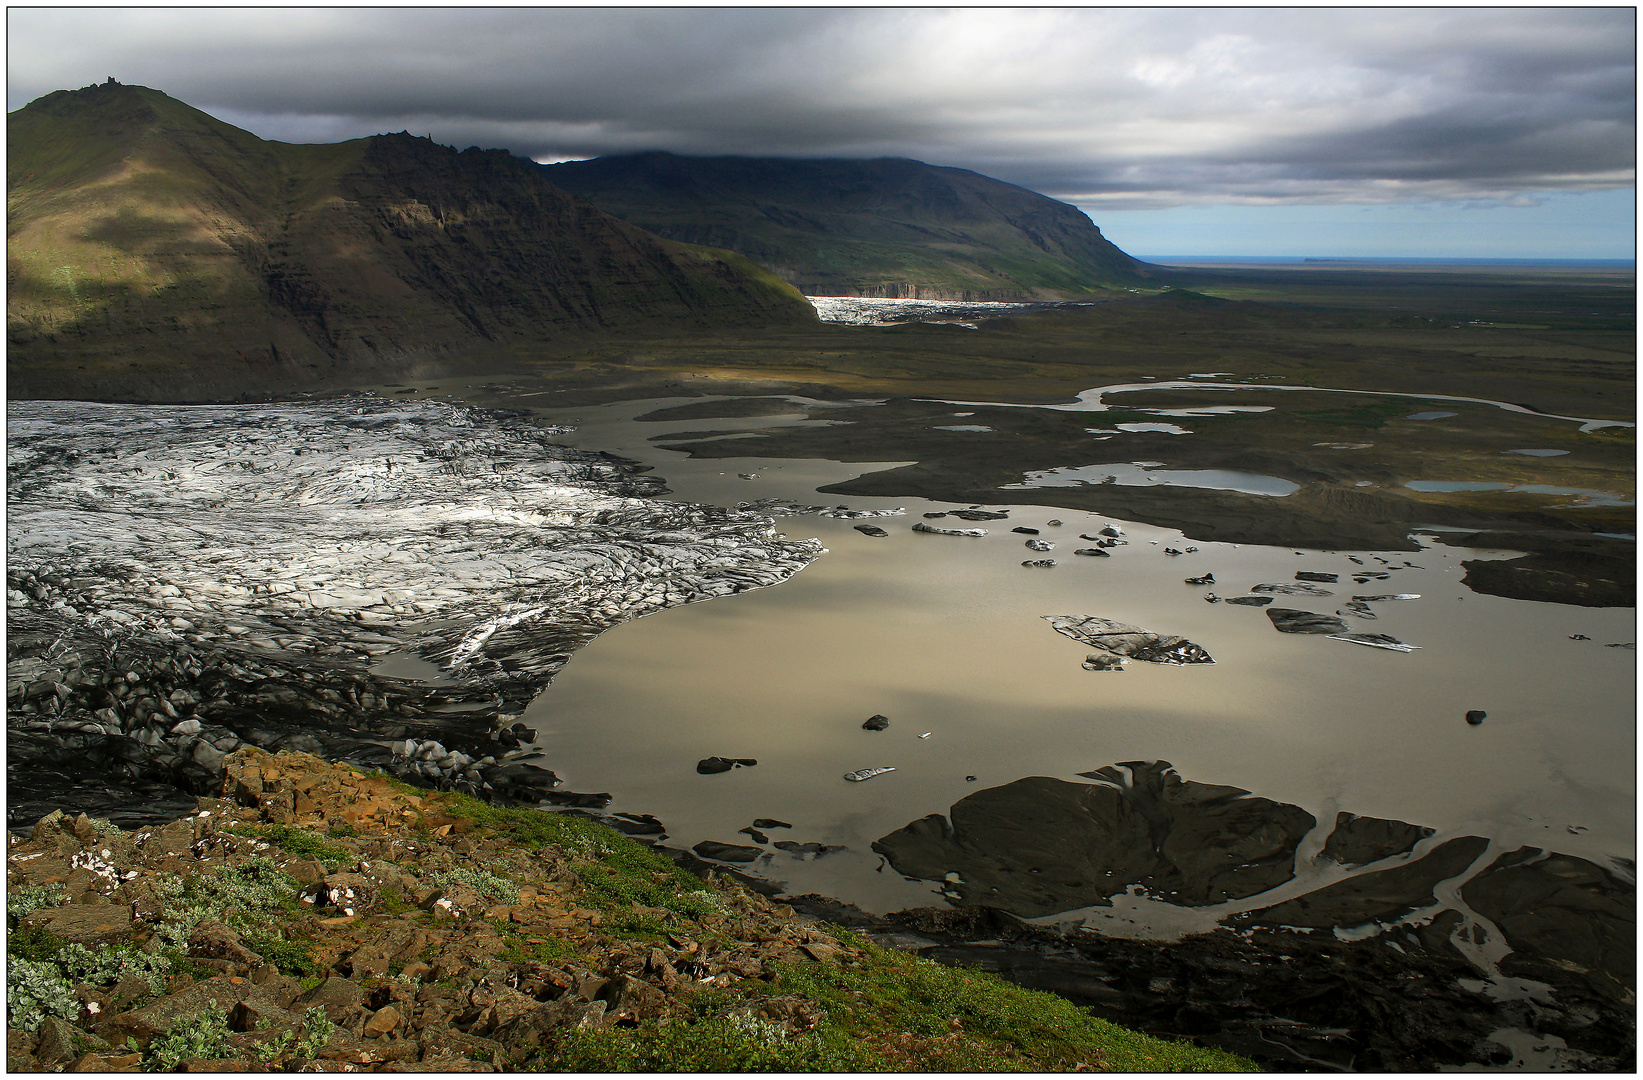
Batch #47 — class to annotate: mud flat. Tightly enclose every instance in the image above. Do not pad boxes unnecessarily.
[6,398,822,827]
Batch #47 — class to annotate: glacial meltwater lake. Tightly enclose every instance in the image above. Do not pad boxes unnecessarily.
[493,394,1636,924]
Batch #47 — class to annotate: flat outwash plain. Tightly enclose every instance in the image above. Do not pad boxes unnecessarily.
[5,82,1634,1075]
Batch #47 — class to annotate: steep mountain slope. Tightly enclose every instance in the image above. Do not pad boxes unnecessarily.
[542,151,1149,300]
[8,82,814,400]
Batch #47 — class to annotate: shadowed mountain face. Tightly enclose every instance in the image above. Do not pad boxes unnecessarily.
[7,82,815,401]
[542,151,1149,300]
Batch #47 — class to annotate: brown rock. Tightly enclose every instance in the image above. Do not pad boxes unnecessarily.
[188,918,260,965]
[70,1051,142,1072]
[227,998,296,1034]
[493,998,609,1050]
[36,1017,105,1068]
[20,905,133,945]
[362,1005,402,1038]
[294,976,365,1010]
[419,1028,505,1067]
[283,858,326,886]
[398,961,432,982]
[357,1037,421,1063]
[607,975,668,1019]
[107,978,280,1040]
[115,879,164,923]
[402,1054,495,1072]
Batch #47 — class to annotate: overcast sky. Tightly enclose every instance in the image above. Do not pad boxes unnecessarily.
[8,7,1635,258]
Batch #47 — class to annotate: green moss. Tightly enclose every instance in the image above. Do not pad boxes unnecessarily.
[557,1010,866,1072]
[240,933,317,977]
[228,824,350,867]
[427,793,718,920]
[755,939,1256,1072]
[5,924,65,963]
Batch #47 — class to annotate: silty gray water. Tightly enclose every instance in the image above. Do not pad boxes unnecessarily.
[518,394,1634,923]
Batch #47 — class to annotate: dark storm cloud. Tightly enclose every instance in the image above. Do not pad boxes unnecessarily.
[7,8,1634,209]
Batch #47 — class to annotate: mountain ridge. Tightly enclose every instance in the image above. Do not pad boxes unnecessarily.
[7,82,815,401]
[542,150,1150,300]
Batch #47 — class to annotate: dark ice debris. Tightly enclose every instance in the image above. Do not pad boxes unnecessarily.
[1047,520,1063,526]
[913,522,986,537]
[1339,601,1377,620]
[773,841,832,855]
[1185,573,1215,585]
[1022,559,1057,568]
[692,840,763,862]
[965,776,977,782]
[1328,632,1420,652]
[862,714,890,731]
[1074,548,1110,557]
[1012,527,1041,535]
[949,509,1008,521]
[1353,593,1419,602]
[1253,582,1334,596]
[1266,608,1350,635]
[1348,556,1365,564]
[1203,593,1220,603]
[853,524,889,537]
[739,827,770,843]
[1163,547,1184,556]
[1045,615,1214,668]
[1295,571,1339,583]
[1570,634,1591,640]
[753,818,793,829]
[697,756,758,774]
[1605,642,1636,649]
[1466,710,1487,726]
[1224,595,1273,606]
[923,512,949,518]
[1099,526,1124,537]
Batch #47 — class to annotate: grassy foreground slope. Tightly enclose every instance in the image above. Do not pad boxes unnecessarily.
[544,151,1150,299]
[5,749,1252,1072]
[8,81,815,401]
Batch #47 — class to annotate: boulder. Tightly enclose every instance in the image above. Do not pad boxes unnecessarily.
[1265,608,1349,635]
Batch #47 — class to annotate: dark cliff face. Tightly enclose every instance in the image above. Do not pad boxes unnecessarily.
[543,151,1150,300]
[7,84,814,401]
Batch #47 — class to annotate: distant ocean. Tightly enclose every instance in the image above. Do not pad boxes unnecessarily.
[1140,255,1635,267]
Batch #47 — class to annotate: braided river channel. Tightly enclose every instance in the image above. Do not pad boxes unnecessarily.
[491,391,1635,925]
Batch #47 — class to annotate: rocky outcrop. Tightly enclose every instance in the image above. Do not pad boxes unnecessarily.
[7,398,823,827]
